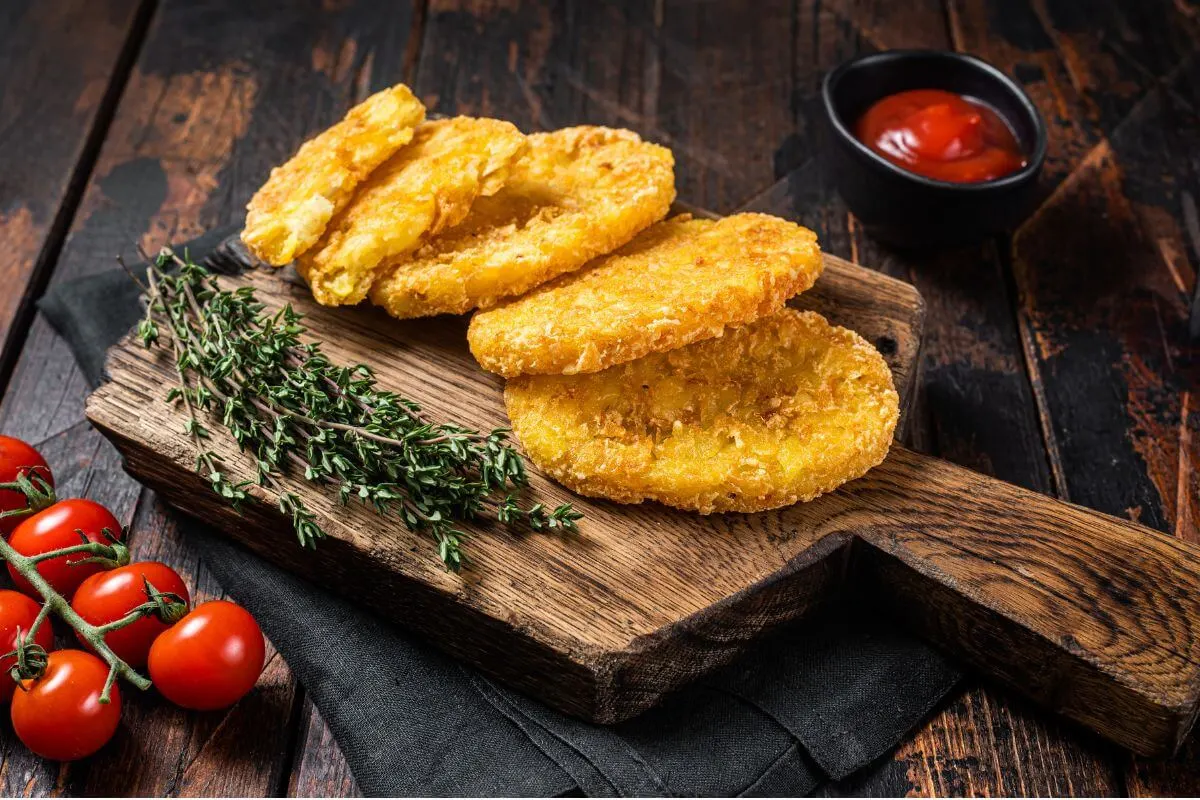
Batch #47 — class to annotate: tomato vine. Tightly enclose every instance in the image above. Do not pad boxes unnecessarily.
[0,496,187,702]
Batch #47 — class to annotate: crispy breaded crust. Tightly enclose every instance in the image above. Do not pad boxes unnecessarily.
[505,309,898,513]
[298,117,528,306]
[368,126,675,318]
[468,213,823,377]
[243,84,425,266]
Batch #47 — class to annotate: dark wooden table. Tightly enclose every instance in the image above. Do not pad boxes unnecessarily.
[0,0,1198,795]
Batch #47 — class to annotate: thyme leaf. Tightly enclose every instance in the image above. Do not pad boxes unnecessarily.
[137,247,580,570]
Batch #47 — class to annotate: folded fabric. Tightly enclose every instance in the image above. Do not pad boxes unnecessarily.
[38,227,961,797]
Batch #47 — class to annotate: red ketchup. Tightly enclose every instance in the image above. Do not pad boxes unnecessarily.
[854,89,1027,183]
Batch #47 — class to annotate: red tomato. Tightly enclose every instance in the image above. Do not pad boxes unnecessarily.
[11,649,121,761]
[148,600,264,710]
[71,562,190,668]
[0,590,55,704]
[7,499,124,598]
[0,436,53,536]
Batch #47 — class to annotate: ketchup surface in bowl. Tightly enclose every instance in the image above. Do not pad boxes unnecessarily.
[854,89,1027,183]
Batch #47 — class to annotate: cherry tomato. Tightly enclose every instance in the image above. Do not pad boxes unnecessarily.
[0,436,53,536]
[0,590,54,704]
[7,499,124,598]
[11,649,120,761]
[148,600,264,710]
[71,562,190,668]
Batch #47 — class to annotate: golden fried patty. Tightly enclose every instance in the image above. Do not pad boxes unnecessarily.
[297,117,527,306]
[468,214,823,377]
[369,126,675,318]
[504,309,898,513]
[243,84,425,266]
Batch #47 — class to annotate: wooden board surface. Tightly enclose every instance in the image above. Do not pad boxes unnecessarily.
[87,249,921,713]
[3,0,1200,794]
[89,243,1200,757]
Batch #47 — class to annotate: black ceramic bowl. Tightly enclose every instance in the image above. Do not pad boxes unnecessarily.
[822,50,1047,248]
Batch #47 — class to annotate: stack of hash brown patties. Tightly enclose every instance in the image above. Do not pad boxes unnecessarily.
[243,83,899,515]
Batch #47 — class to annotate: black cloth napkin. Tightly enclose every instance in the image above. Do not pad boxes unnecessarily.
[39,228,961,797]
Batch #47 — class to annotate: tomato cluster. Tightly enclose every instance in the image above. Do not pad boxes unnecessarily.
[0,437,52,537]
[0,435,265,761]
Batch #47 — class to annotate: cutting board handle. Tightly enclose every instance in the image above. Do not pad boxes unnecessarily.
[846,446,1200,756]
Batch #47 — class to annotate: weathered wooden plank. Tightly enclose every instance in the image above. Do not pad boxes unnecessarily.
[948,0,1200,192]
[0,0,420,794]
[1126,734,1200,797]
[654,0,806,211]
[288,700,361,798]
[824,692,1122,797]
[827,0,950,51]
[415,2,655,131]
[415,0,802,213]
[0,0,149,392]
[953,0,1200,794]
[744,0,1124,794]
[5,0,1193,792]
[1005,40,1200,800]
[1006,37,1200,545]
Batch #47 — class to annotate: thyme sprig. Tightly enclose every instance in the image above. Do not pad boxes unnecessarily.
[136,248,581,570]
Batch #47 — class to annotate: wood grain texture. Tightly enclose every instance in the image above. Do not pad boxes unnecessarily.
[825,687,1121,797]
[745,0,1124,794]
[288,700,361,798]
[2,0,1198,793]
[415,0,807,214]
[0,0,148,388]
[820,232,1122,793]
[89,253,920,718]
[948,0,1200,194]
[1010,50,1200,540]
[978,2,1200,793]
[1126,733,1200,798]
[851,449,1200,757]
[90,249,1200,755]
[949,1,1200,792]
[0,0,421,794]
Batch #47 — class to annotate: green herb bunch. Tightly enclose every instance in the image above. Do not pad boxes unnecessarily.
[135,248,581,570]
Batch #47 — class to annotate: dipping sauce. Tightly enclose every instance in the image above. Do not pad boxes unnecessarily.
[854,89,1027,183]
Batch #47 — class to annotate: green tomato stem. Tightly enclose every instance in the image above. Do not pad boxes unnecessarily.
[0,472,57,523]
[0,535,151,700]
[23,601,51,642]
[26,540,129,568]
[1,602,53,683]
[101,665,119,705]
[94,590,187,635]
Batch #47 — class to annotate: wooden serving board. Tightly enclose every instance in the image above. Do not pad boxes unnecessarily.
[87,243,1200,758]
